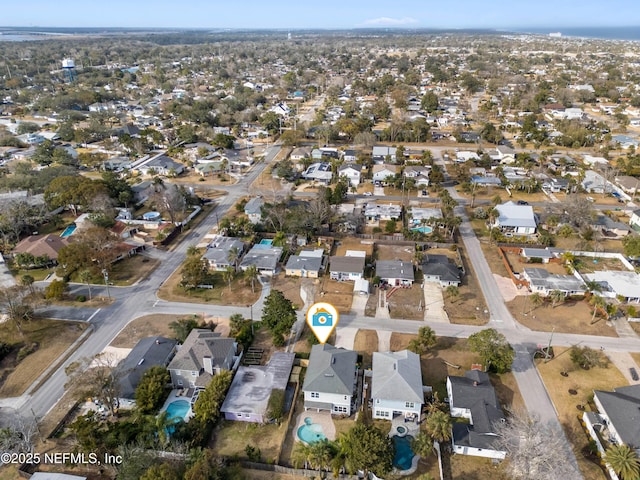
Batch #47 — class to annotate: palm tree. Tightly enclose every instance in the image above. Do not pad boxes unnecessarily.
[186,245,199,256]
[445,285,460,303]
[424,409,452,443]
[244,265,259,293]
[227,246,240,273]
[549,289,565,308]
[223,266,235,291]
[528,292,543,313]
[604,444,640,480]
[583,280,602,297]
[20,274,35,295]
[589,294,606,324]
[491,194,502,206]
[411,432,434,459]
[79,270,92,301]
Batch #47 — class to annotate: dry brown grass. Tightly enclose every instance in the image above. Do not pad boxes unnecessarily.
[506,296,618,337]
[575,255,627,273]
[446,246,489,325]
[376,243,415,262]
[387,284,424,320]
[108,255,161,286]
[271,274,304,308]
[333,238,374,257]
[353,329,379,367]
[449,453,510,480]
[109,314,183,348]
[212,420,287,464]
[317,278,354,312]
[0,320,87,397]
[157,266,260,306]
[537,346,628,480]
[631,352,640,365]
[505,252,567,275]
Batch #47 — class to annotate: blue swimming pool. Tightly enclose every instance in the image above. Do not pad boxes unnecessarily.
[392,434,415,471]
[165,399,190,421]
[411,226,433,234]
[60,224,77,238]
[297,417,327,444]
[259,239,274,245]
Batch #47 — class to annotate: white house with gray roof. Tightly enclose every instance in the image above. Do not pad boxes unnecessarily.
[329,255,365,281]
[202,236,246,271]
[168,329,236,390]
[447,370,506,460]
[583,271,640,303]
[244,197,264,224]
[522,268,585,296]
[303,344,358,416]
[239,244,283,276]
[372,350,424,420]
[376,260,415,287]
[491,201,537,236]
[131,152,184,176]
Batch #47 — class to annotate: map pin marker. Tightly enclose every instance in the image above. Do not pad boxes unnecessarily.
[306,302,339,344]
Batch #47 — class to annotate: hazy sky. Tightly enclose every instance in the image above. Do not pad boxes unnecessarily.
[4,0,640,29]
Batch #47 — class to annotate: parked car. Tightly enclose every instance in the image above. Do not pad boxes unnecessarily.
[630,367,639,381]
[517,200,529,205]
[363,191,372,196]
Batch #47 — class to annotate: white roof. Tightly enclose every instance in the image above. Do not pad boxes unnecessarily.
[345,250,367,258]
[585,271,640,299]
[495,201,537,228]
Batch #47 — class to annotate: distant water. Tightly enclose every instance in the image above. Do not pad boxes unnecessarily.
[0,34,40,42]
[516,27,640,41]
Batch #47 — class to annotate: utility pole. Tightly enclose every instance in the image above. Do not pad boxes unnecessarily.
[102,269,111,299]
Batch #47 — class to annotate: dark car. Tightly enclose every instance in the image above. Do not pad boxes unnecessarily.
[517,200,529,205]
[630,368,639,381]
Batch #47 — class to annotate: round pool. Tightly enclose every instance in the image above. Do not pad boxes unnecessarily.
[396,425,407,436]
[143,211,161,221]
[297,417,327,444]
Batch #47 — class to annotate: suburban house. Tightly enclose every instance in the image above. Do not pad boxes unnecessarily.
[471,175,502,187]
[409,207,443,228]
[630,209,640,231]
[491,201,537,236]
[447,370,507,460]
[542,177,570,193]
[372,146,396,163]
[202,236,246,271]
[421,254,462,287]
[302,162,333,184]
[117,336,177,403]
[303,344,358,416]
[343,149,357,162]
[521,268,585,296]
[290,146,312,161]
[582,170,609,194]
[371,350,424,421]
[615,175,640,195]
[131,153,184,176]
[220,352,295,423]
[239,244,283,276]
[583,385,640,458]
[591,214,630,238]
[12,234,70,263]
[244,197,264,224]
[338,163,362,187]
[168,330,237,390]
[329,253,366,281]
[285,248,324,278]
[372,164,397,183]
[364,203,402,226]
[376,260,415,287]
[583,271,640,303]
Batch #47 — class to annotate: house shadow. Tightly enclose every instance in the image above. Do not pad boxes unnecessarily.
[489,373,515,411]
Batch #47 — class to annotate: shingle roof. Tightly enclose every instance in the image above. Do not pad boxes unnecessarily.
[376,260,415,281]
[168,329,235,372]
[13,233,70,260]
[372,350,423,404]
[303,344,357,395]
[495,201,537,228]
[329,255,365,274]
[421,257,461,283]
[594,384,640,448]
[118,336,177,399]
[285,255,323,272]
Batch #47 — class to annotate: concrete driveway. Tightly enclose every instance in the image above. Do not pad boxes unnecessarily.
[423,283,449,323]
[606,351,640,384]
[350,293,368,315]
[334,327,358,349]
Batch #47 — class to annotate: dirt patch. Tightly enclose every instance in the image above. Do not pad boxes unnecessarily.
[271,274,304,308]
[376,243,415,262]
[110,314,183,348]
[537,346,628,480]
[387,284,424,320]
[506,296,618,337]
[333,238,374,257]
[353,329,379,368]
[505,252,567,275]
[316,278,354,312]
[0,320,87,398]
[446,246,489,325]
[575,255,627,273]
[157,266,260,306]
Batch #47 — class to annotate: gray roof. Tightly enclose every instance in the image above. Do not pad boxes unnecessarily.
[244,197,264,215]
[449,370,505,450]
[286,254,323,272]
[202,236,245,266]
[523,268,585,293]
[239,245,283,271]
[221,352,295,417]
[594,384,640,448]
[118,336,177,399]
[303,344,357,395]
[31,474,87,480]
[521,248,554,259]
[421,256,461,283]
[372,350,423,404]
[376,260,415,282]
[329,255,365,274]
[168,329,235,372]
[495,201,537,229]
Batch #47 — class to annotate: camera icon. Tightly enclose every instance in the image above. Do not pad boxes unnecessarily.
[312,308,333,327]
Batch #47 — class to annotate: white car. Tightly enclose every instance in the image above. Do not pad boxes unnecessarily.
[363,192,373,196]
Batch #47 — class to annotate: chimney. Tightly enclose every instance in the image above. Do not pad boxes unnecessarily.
[203,356,214,375]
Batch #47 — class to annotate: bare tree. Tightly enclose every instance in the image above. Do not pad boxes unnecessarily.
[0,414,38,455]
[494,411,578,480]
